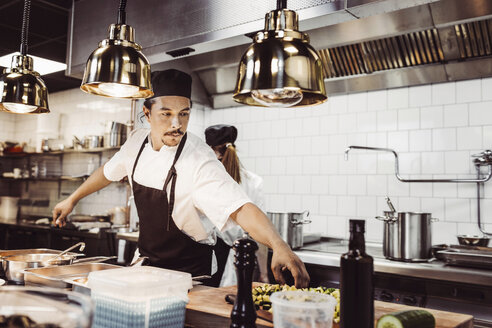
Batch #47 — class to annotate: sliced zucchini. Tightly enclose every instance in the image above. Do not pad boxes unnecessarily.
[377,310,435,328]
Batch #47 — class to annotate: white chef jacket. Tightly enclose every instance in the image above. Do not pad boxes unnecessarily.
[218,168,265,286]
[104,128,252,244]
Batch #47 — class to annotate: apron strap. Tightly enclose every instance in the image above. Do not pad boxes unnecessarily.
[131,137,149,181]
[163,133,188,231]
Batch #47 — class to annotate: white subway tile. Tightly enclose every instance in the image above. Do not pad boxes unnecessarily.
[307,215,328,235]
[311,176,330,194]
[367,132,387,147]
[347,133,367,147]
[337,196,357,216]
[263,139,279,157]
[338,113,357,133]
[319,115,339,135]
[302,195,319,214]
[367,90,387,111]
[357,196,377,217]
[237,107,251,124]
[285,156,303,175]
[398,108,420,130]
[433,182,458,198]
[377,110,398,131]
[456,80,481,103]
[302,117,320,136]
[432,128,456,151]
[286,118,302,137]
[410,180,433,197]
[303,156,320,175]
[319,195,337,215]
[398,197,421,212]
[387,87,409,109]
[409,85,432,107]
[483,125,492,148]
[326,216,348,239]
[444,104,468,127]
[457,183,476,198]
[284,194,303,212]
[444,151,471,174]
[366,219,384,243]
[264,107,280,121]
[357,112,377,132]
[457,223,482,236]
[399,152,421,174]
[266,194,285,212]
[278,176,295,194]
[470,102,492,125]
[347,175,367,195]
[311,135,330,155]
[421,152,445,174]
[482,77,492,101]
[367,175,388,196]
[387,131,409,152]
[328,134,348,154]
[249,139,264,157]
[421,106,443,129]
[432,82,456,105]
[329,94,348,114]
[294,175,311,195]
[338,153,357,174]
[377,153,395,174]
[347,92,368,112]
[457,126,482,150]
[255,157,271,175]
[270,157,286,175]
[329,176,347,195]
[409,130,432,151]
[319,155,339,175]
[271,120,287,138]
[294,136,312,155]
[357,153,378,175]
[445,198,471,222]
[222,108,237,124]
[242,122,257,140]
[295,107,313,118]
[432,222,457,245]
[256,121,272,139]
[387,176,410,197]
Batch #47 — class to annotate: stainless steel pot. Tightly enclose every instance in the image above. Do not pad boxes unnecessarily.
[3,253,115,283]
[104,121,127,148]
[83,135,103,149]
[376,211,437,262]
[267,211,311,249]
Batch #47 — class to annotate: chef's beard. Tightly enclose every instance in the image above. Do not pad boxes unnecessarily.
[162,129,184,146]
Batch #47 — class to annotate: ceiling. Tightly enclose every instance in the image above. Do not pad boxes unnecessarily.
[0,0,80,92]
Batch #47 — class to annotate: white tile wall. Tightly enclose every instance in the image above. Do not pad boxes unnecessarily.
[203,78,492,245]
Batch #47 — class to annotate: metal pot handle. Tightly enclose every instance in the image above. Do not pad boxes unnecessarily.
[290,210,310,225]
[431,217,439,222]
[374,216,397,222]
[73,256,116,264]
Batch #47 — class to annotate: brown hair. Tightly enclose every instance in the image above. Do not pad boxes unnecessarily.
[215,143,242,184]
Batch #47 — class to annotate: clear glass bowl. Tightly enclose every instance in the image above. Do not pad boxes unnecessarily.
[0,286,93,328]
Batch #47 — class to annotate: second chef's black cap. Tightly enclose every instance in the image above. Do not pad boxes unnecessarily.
[205,124,238,147]
[147,69,192,99]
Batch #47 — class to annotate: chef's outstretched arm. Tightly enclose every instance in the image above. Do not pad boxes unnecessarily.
[230,202,310,288]
[52,166,112,227]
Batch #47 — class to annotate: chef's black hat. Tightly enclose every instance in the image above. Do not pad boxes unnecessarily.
[205,124,238,147]
[147,69,192,99]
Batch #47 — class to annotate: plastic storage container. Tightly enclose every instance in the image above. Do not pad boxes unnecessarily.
[88,266,192,328]
[271,290,337,328]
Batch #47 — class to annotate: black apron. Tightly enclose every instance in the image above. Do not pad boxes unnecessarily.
[132,133,213,277]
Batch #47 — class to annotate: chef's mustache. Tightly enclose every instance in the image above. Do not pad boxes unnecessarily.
[165,129,184,135]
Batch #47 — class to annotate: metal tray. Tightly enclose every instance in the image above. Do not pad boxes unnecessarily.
[23,262,120,289]
[432,244,492,269]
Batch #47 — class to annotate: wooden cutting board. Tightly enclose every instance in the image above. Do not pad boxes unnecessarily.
[185,285,473,328]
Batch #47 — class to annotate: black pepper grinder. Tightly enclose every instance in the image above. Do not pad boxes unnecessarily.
[230,236,258,328]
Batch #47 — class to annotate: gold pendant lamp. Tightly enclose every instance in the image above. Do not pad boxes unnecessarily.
[0,0,49,114]
[80,0,153,99]
[233,0,327,108]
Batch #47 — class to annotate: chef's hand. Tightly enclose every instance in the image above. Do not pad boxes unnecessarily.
[52,198,75,227]
[271,242,310,288]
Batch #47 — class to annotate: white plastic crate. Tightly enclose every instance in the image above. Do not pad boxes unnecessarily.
[88,266,192,328]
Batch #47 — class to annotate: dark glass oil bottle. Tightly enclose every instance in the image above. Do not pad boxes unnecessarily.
[340,219,374,328]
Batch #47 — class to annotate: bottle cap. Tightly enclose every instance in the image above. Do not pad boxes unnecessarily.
[349,219,365,233]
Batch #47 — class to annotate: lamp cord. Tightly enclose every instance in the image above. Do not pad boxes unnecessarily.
[20,0,31,55]
[117,0,127,25]
[276,0,287,10]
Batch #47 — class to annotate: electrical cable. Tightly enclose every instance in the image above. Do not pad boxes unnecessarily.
[20,0,31,55]
[117,0,127,25]
[276,0,287,10]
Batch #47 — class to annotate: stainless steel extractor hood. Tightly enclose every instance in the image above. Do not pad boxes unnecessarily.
[67,0,492,109]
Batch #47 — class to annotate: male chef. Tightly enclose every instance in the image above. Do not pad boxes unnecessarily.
[53,69,309,287]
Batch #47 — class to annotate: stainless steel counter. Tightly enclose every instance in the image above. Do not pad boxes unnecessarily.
[295,239,492,287]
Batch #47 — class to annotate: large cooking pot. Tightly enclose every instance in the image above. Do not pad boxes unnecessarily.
[376,211,437,262]
[104,121,127,148]
[267,211,311,249]
[2,253,115,283]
